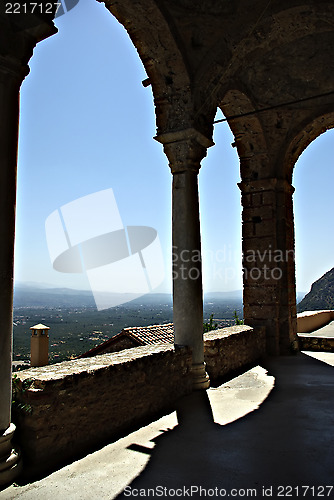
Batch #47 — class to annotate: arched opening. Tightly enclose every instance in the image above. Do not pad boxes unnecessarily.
[199,108,243,321]
[14,0,171,293]
[2,0,334,486]
[13,0,174,363]
[293,129,334,301]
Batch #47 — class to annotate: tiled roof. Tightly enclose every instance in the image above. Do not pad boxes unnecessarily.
[79,323,174,358]
[124,323,174,345]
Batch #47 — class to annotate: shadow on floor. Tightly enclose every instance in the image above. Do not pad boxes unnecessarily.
[116,353,334,498]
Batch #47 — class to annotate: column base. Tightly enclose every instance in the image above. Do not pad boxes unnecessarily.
[0,424,22,486]
[191,363,210,390]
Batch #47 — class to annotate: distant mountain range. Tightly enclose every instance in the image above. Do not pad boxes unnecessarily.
[297,268,334,312]
[14,283,243,307]
[13,283,242,308]
[14,285,95,308]
[14,282,306,309]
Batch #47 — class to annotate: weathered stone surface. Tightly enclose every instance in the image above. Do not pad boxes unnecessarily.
[13,326,265,478]
[297,310,334,333]
[204,326,266,380]
[1,0,333,482]
[14,344,192,477]
[298,335,334,352]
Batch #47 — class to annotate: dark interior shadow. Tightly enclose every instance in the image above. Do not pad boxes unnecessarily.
[116,353,334,498]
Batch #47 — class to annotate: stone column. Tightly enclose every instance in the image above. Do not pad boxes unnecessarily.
[0,15,57,485]
[0,57,24,484]
[239,177,297,355]
[156,129,213,389]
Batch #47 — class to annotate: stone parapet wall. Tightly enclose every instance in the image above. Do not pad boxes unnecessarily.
[298,335,334,352]
[13,326,264,478]
[14,344,192,478]
[297,310,334,333]
[204,325,266,380]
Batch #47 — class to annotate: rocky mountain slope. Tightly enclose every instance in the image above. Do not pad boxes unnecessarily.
[297,268,334,312]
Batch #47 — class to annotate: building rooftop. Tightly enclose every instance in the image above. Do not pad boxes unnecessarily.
[125,324,174,345]
[80,323,174,357]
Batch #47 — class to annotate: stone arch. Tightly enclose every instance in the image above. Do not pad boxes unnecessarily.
[217,90,299,355]
[2,0,334,483]
[195,2,334,113]
[102,0,198,134]
[284,112,334,184]
[218,89,270,182]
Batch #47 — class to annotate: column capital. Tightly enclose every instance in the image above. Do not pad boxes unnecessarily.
[0,14,57,85]
[0,55,30,84]
[154,128,214,174]
[238,178,295,194]
[155,127,214,148]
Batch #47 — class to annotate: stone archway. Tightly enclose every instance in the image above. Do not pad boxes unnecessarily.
[1,0,334,482]
[284,113,334,182]
[216,96,334,355]
[217,89,297,355]
[291,126,334,299]
[286,114,334,303]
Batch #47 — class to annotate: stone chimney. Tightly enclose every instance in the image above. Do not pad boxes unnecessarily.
[30,324,50,367]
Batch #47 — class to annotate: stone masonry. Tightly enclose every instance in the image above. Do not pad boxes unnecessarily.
[13,326,264,479]
[1,0,334,482]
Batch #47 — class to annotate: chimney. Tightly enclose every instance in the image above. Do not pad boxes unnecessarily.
[30,324,50,367]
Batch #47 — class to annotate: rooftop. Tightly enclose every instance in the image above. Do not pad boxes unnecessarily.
[125,324,174,345]
[80,323,174,357]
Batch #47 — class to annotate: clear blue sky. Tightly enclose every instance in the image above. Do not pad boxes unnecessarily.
[14,0,334,297]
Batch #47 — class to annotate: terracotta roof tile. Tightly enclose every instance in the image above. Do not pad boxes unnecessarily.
[124,323,174,345]
[79,323,174,358]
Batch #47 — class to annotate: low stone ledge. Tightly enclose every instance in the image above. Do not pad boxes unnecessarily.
[298,335,334,352]
[204,325,266,380]
[13,344,192,478]
[297,310,334,333]
[13,326,266,478]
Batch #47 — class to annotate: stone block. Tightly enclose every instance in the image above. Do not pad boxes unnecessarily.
[204,325,266,380]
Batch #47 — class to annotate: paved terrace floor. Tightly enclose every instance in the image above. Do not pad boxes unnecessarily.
[1,351,333,499]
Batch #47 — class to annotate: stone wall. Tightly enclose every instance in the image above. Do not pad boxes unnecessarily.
[13,326,265,478]
[14,344,192,478]
[297,310,334,333]
[298,335,334,352]
[204,325,266,380]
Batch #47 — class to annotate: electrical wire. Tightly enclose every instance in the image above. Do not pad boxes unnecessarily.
[213,90,334,124]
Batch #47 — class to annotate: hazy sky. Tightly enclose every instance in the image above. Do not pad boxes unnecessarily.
[14,0,334,296]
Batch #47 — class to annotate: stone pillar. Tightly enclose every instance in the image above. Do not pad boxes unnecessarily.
[0,14,56,485]
[239,178,298,355]
[156,129,213,389]
[0,57,23,484]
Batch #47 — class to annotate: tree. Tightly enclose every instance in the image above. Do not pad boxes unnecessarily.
[203,314,218,333]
